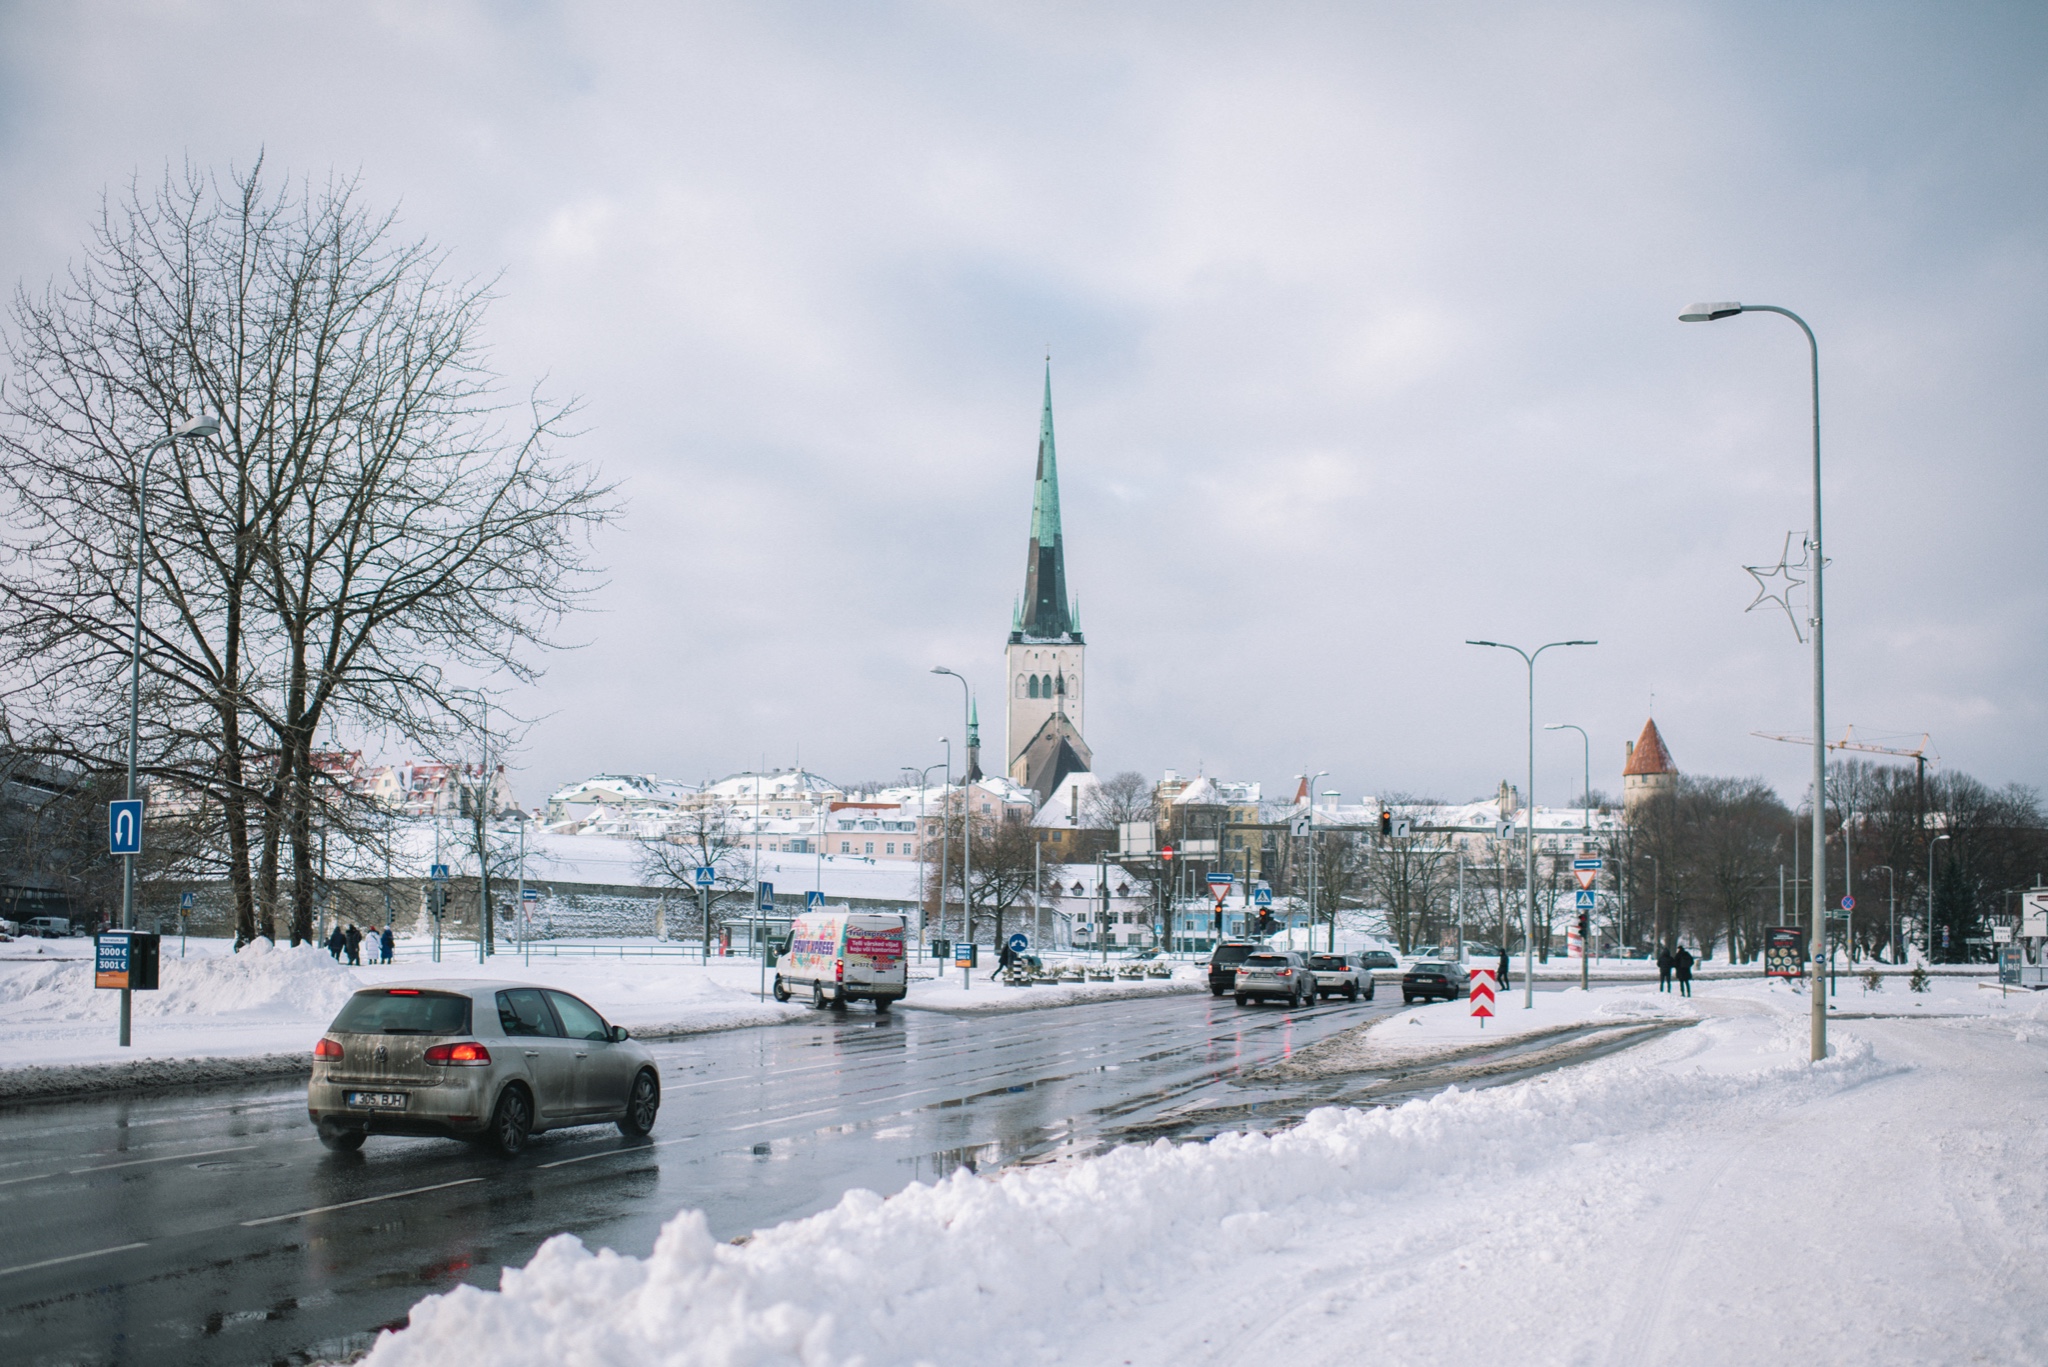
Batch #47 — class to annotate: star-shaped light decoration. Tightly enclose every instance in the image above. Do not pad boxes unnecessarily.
[1744,531,1809,642]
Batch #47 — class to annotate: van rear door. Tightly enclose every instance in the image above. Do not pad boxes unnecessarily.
[842,916,906,989]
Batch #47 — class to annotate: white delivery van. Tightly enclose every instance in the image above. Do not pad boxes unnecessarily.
[772,910,907,1012]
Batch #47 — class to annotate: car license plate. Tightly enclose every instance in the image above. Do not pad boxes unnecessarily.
[345,1090,408,1110]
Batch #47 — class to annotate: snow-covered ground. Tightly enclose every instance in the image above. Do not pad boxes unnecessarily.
[899,960,1201,1014]
[0,937,803,1076]
[361,980,2048,1367]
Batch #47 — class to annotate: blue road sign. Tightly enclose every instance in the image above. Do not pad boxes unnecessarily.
[521,888,539,902]
[1007,933,1028,953]
[757,882,774,910]
[694,865,715,887]
[1840,894,1856,912]
[1253,887,1273,907]
[108,800,143,856]
[806,890,825,907]
[179,892,195,910]
[1573,858,1603,870]
[1574,889,1596,910]
[430,863,449,882]
[1206,872,1235,886]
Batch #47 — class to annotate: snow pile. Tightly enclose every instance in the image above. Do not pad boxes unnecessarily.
[363,1014,1887,1367]
[0,936,360,1024]
[900,962,1203,1014]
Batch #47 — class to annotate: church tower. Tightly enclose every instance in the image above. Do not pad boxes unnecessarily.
[1006,365,1092,804]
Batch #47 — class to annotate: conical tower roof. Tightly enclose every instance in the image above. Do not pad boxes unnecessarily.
[1014,363,1079,643]
[1623,718,1677,776]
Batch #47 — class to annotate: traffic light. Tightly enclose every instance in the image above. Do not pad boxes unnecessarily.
[1379,810,1393,836]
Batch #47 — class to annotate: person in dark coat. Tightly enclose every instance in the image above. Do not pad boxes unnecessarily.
[1497,948,1510,992]
[1656,946,1674,992]
[380,925,395,964]
[992,942,1014,981]
[326,925,346,960]
[1674,944,1695,997]
[344,924,363,966]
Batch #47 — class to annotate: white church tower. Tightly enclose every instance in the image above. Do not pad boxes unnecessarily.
[1006,365,1092,805]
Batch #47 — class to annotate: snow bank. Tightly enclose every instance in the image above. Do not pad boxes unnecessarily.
[0,936,360,1023]
[899,963,1202,1014]
[363,1010,1888,1367]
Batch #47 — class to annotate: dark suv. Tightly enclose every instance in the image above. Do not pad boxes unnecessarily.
[1206,941,1262,996]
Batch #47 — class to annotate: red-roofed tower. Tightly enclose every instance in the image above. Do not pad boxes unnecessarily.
[1622,719,1677,812]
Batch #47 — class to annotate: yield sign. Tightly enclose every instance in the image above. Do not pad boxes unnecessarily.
[1468,967,1497,1022]
[1574,868,1599,890]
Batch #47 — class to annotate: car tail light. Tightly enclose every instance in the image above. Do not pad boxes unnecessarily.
[836,959,845,982]
[424,1041,491,1066]
[386,988,420,996]
[1276,968,1292,976]
[313,1037,343,1061]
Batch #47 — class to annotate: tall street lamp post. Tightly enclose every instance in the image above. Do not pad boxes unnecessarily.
[931,668,973,966]
[1467,639,1596,1009]
[118,415,220,1048]
[1545,721,1593,988]
[1305,770,1328,954]
[1681,300,1827,1061]
[905,761,947,963]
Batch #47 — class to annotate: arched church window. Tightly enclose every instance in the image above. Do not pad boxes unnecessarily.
[1027,676,1039,699]
[1040,674,1051,696]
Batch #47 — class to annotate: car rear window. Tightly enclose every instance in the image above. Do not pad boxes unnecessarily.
[1245,954,1291,967]
[332,989,471,1036]
[1310,955,1347,970]
[1210,944,1257,966]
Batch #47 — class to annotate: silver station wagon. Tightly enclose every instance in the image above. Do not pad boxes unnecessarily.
[307,980,660,1155]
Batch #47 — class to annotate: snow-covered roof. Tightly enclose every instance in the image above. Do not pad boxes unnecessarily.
[547,773,698,807]
[704,769,843,801]
[1032,771,1101,828]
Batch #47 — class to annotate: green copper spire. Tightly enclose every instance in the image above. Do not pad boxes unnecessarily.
[1015,362,1079,642]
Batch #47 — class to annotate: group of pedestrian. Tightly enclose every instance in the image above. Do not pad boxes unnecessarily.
[324,923,395,966]
[1657,943,1695,996]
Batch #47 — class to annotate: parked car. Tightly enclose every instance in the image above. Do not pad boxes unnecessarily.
[772,910,907,1012]
[1360,949,1399,973]
[1206,940,1263,996]
[1401,960,1466,1004]
[1308,952,1373,1001]
[1235,950,1316,1007]
[306,981,660,1156]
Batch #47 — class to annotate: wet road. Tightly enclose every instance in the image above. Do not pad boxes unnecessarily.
[0,989,1398,1366]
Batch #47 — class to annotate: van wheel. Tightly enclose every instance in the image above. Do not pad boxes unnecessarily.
[830,993,848,1013]
[772,976,790,1002]
[488,1086,532,1156]
[618,1070,660,1137]
[874,996,891,1013]
[811,984,826,1010]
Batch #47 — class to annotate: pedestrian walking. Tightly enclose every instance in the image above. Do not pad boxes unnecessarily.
[326,925,346,960]
[1497,948,1510,993]
[1656,945,1674,992]
[1674,944,1695,998]
[344,923,363,966]
[992,942,1014,982]
[380,925,394,964]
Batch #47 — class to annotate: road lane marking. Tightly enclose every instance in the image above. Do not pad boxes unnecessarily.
[240,1177,484,1227]
[0,1241,149,1278]
[69,1143,262,1174]
[537,1137,693,1169]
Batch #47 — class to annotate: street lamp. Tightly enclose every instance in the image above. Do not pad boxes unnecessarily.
[1545,721,1593,990]
[904,761,947,962]
[118,414,219,1049]
[1681,299,1828,1062]
[1304,770,1329,955]
[1468,639,1596,1008]
[931,668,973,961]
[1927,833,1951,962]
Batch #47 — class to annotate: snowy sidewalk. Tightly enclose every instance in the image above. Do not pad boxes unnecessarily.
[360,984,2048,1366]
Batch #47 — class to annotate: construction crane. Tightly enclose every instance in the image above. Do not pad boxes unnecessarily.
[1753,725,1937,811]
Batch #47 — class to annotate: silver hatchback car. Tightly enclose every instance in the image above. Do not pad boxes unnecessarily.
[307,980,660,1155]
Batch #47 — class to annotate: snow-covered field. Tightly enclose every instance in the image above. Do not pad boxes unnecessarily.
[360,981,2048,1367]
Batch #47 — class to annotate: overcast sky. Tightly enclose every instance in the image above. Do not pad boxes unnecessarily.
[4,2,2044,811]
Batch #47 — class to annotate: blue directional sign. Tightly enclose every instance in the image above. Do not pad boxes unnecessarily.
[1573,858,1603,871]
[430,863,449,882]
[108,800,143,856]
[1206,872,1235,887]
[1574,889,1597,910]
[693,865,715,887]
[806,890,825,908]
[521,888,539,902]
[1007,933,1028,953]
[1253,887,1273,907]
[756,882,774,910]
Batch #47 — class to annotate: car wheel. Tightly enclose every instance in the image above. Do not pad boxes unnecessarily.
[1210,985,1225,997]
[1235,994,1248,1007]
[1403,993,1414,1004]
[772,976,790,1002]
[317,1120,365,1152]
[1365,981,1375,1001]
[617,1069,660,1137]
[1348,983,1360,1002]
[488,1085,533,1157]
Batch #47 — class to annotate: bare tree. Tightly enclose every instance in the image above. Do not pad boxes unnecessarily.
[1083,771,1153,828]
[637,800,751,955]
[0,162,613,946]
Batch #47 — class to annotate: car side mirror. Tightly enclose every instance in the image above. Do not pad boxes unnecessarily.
[608,1024,630,1043]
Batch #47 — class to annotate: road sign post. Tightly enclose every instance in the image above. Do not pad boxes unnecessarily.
[429,862,449,963]
[1468,967,1497,1025]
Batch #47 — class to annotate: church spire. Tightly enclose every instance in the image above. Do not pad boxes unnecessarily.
[1014,363,1079,643]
